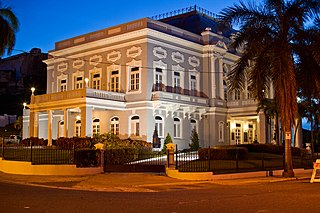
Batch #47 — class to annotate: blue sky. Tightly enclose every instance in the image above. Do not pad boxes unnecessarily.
[5,0,256,54]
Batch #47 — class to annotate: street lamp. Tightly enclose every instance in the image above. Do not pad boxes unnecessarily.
[31,87,35,95]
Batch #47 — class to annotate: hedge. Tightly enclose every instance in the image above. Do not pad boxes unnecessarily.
[198,147,248,160]
[235,144,308,156]
[75,149,100,167]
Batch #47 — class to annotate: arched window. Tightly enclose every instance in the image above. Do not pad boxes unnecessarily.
[155,116,164,137]
[131,116,140,136]
[190,119,198,133]
[92,118,100,135]
[75,120,81,137]
[110,117,119,135]
[58,120,64,138]
[174,117,182,138]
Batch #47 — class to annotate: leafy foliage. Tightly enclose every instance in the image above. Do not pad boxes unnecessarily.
[162,133,173,154]
[189,129,200,151]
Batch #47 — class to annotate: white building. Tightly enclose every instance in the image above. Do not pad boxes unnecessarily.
[23,6,286,150]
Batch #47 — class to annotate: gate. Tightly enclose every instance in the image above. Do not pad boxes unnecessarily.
[104,148,166,173]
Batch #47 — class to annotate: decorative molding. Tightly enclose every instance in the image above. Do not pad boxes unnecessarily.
[171,51,184,63]
[89,55,102,66]
[126,46,142,58]
[73,59,84,70]
[188,56,200,67]
[57,62,68,72]
[216,40,227,49]
[153,47,167,59]
[172,64,184,72]
[107,51,121,62]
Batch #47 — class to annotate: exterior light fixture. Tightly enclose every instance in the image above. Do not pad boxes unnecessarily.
[31,87,35,95]
[23,103,27,109]
[84,78,89,88]
[76,115,81,120]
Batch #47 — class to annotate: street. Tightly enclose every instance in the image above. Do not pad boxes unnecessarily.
[0,180,319,213]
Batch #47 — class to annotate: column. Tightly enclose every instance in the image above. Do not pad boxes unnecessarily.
[210,56,216,98]
[258,111,266,144]
[218,58,224,99]
[47,110,52,146]
[29,111,38,138]
[80,106,92,137]
[63,108,69,137]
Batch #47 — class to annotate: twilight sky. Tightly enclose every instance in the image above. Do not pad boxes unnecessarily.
[5,0,262,55]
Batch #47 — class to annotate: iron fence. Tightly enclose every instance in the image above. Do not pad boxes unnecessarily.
[1,143,100,167]
[176,149,314,173]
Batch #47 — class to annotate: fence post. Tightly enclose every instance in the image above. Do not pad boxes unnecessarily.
[73,144,76,164]
[30,141,33,163]
[2,137,4,157]
[262,150,265,170]
[236,150,239,173]
[175,144,178,169]
[283,153,285,169]
[208,146,211,172]
[301,153,304,169]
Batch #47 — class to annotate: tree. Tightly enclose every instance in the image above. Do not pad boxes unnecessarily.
[162,133,173,154]
[189,129,200,151]
[220,0,320,177]
[0,1,19,56]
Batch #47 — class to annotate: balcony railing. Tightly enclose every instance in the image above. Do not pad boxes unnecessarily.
[152,83,208,98]
[33,88,125,104]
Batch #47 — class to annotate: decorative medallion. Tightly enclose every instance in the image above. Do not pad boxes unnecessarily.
[171,51,185,63]
[73,59,84,70]
[107,51,121,62]
[57,62,68,72]
[89,55,102,66]
[126,46,142,58]
[153,47,167,59]
[188,56,200,67]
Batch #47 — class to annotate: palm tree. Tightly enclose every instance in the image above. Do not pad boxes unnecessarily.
[220,0,320,177]
[0,1,19,56]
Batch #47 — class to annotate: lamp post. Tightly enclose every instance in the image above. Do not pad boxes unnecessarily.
[31,87,35,95]
[94,143,105,173]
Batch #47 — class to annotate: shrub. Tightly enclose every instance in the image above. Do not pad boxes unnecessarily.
[56,137,94,149]
[235,144,308,156]
[20,137,47,146]
[105,148,136,164]
[75,149,100,167]
[189,129,200,151]
[162,133,173,154]
[198,146,248,160]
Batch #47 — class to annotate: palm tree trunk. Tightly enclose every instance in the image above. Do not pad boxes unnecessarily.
[283,124,294,177]
[275,112,280,145]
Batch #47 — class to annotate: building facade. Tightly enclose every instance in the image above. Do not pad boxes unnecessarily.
[23,7,281,150]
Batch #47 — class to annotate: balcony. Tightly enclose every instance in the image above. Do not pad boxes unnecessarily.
[227,99,258,108]
[33,88,125,104]
[151,83,208,105]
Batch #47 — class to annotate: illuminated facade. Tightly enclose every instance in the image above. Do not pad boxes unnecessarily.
[23,7,298,149]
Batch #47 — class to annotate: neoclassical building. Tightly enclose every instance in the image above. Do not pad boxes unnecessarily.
[23,6,286,150]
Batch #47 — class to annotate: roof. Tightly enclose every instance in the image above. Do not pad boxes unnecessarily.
[156,7,236,38]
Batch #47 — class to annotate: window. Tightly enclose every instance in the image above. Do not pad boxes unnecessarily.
[75,76,83,89]
[92,118,100,135]
[218,121,224,142]
[234,90,241,100]
[110,117,119,135]
[58,121,64,138]
[131,116,140,136]
[130,67,140,91]
[190,75,196,95]
[154,68,163,91]
[59,79,67,92]
[223,80,228,100]
[173,72,180,93]
[155,116,164,137]
[75,120,81,137]
[173,117,181,138]
[91,73,101,90]
[110,70,120,92]
[190,119,198,133]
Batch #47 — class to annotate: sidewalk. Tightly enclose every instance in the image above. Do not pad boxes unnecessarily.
[0,169,314,192]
